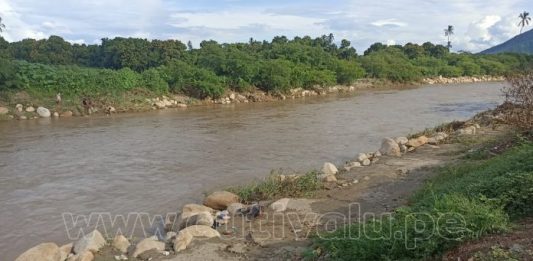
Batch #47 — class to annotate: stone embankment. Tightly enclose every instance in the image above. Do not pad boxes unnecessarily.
[421,75,504,85]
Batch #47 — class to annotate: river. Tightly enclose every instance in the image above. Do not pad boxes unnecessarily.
[0,82,505,259]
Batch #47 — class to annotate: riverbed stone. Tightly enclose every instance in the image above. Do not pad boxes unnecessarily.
[112,235,130,253]
[59,243,73,261]
[181,203,215,219]
[15,243,61,261]
[37,107,51,117]
[173,230,193,252]
[379,138,401,157]
[407,136,429,148]
[132,238,165,258]
[356,153,368,162]
[180,225,221,238]
[361,159,371,166]
[0,106,8,115]
[61,111,73,117]
[16,104,23,112]
[68,251,94,261]
[180,211,214,229]
[270,198,290,212]
[321,162,338,176]
[227,202,246,216]
[456,126,476,135]
[203,191,240,210]
[343,161,362,171]
[73,230,106,254]
[394,137,409,145]
[25,106,35,112]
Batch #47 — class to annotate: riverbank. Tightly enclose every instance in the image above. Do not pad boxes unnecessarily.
[14,101,530,261]
[0,75,504,123]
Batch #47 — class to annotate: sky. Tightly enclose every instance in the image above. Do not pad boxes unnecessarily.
[0,0,531,53]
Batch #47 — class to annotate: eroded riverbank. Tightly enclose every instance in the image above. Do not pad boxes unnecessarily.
[2,82,505,260]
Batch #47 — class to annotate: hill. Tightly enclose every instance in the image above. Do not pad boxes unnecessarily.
[481,28,533,54]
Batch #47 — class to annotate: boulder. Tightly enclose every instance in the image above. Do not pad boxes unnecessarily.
[406,136,429,148]
[179,225,221,238]
[226,202,246,216]
[394,137,409,145]
[53,112,60,117]
[73,230,106,254]
[323,175,337,182]
[25,106,35,112]
[59,243,73,261]
[181,203,215,219]
[16,104,23,112]
[180,211,214,229]
[434,132,448,141]
[15,243,61,261]
[343,161,361,171]
[37,107,51,118]
[270,198,290,212]
[361,159,371,166]
[61,111,73,117]
[0,106,8,115]
[321,162,338,176]
[177,103,188,108]
[132,238,165,258]
[379,138,401,157]
[165,231,177,241]
[67,251,94,261]
[356,153,368,162]
[203,191,240,210]
[456,126,476,135]
[173,231,193,252]
[112,235,130,253]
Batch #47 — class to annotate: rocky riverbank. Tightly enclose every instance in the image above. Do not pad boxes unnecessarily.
[14,105,509,261]
[0,76,504,123]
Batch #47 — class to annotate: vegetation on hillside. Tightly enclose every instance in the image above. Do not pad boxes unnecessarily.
[1,34,532,104]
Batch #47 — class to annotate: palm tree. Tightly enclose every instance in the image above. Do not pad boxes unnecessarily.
[444,25,454,49]
[0,16,5,33]
[518,11,531,34]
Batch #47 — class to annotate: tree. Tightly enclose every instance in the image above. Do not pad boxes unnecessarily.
[444,25,454,50]
[518,11,531,34]
[0,16,5,33]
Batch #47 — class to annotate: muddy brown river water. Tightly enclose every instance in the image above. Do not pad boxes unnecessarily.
[0,82,505,260]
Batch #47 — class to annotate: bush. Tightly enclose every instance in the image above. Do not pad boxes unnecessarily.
[334,60,365,84]
[228,170,321,203]
[502,73,533,130]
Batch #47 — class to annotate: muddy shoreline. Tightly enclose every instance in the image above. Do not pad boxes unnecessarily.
[0,75,504,123]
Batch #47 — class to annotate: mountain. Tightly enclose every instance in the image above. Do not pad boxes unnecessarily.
[480,28,533,54]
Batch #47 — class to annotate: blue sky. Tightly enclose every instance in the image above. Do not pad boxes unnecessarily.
[0,0,531,53]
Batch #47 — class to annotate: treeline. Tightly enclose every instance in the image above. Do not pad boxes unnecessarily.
[1,34,532,99]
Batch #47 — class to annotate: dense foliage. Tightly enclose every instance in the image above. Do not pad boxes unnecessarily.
[313,140,533,260]
[1,34,532,100]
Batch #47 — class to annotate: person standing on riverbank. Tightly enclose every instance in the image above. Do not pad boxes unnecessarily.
[55,93,61,111]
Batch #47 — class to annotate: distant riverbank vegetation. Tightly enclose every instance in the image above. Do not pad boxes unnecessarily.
[1,34,532,101]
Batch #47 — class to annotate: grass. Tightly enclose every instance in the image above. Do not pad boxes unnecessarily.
[310,139,533,260]
[227,170,322,203]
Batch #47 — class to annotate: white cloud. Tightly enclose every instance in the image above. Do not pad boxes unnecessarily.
[0,0,530,53]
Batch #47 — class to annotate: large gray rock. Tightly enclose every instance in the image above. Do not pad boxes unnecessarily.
[379,138,401,157]
[321,162,338,176]
[394,137,409,145]
[15,104,23,112]
[73,230,106,254]
[37,107,51,118]
[132,238,165,258]
[203,191,240,210]
[15,243,61,261]
[356,153,368,162]
[112,235,130,253]
[172,225,221,252]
